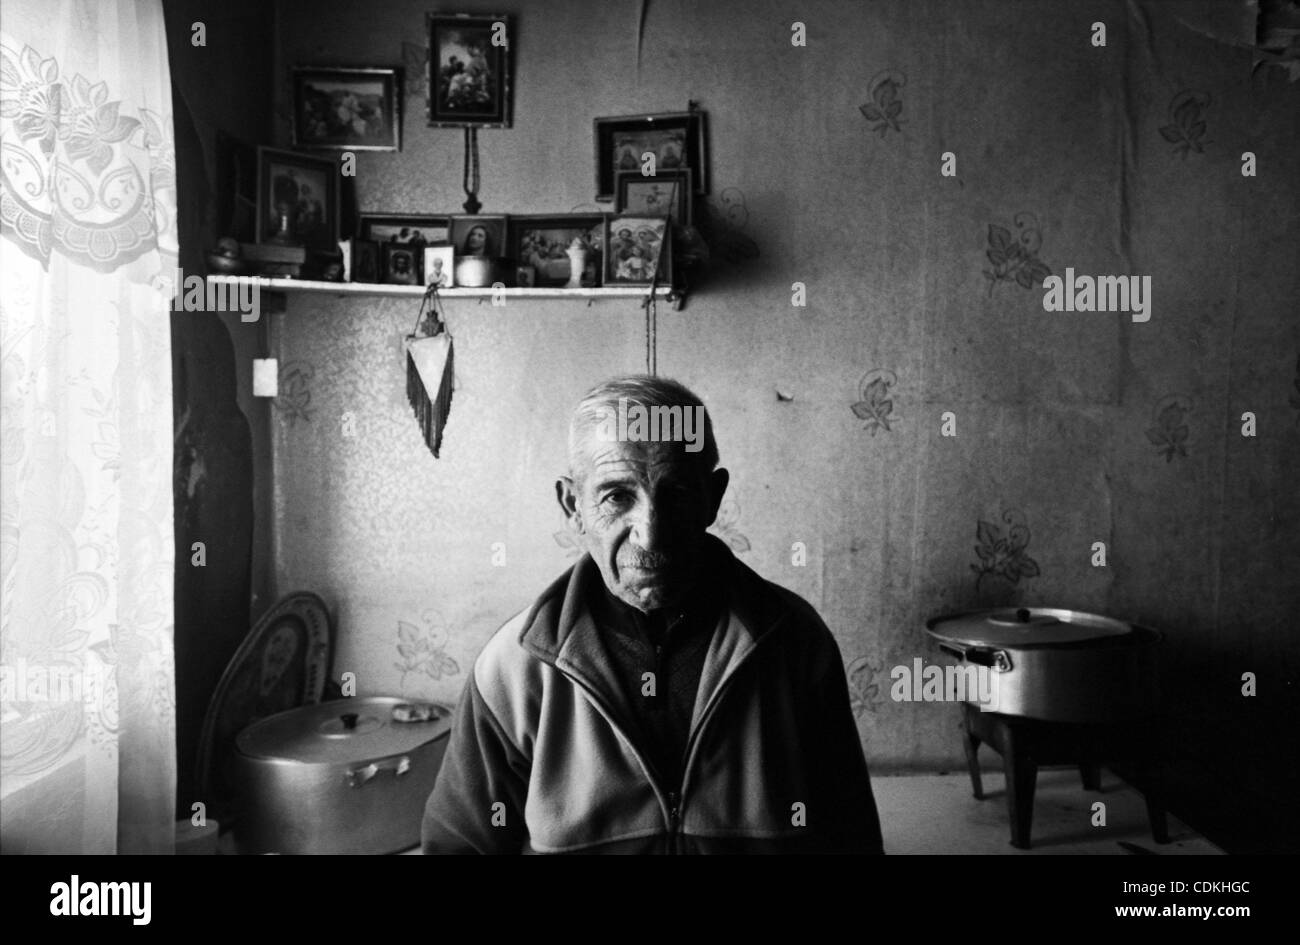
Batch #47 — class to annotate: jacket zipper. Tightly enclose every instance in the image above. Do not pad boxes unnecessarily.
[666,790,681,854]
[654,644,665,706]
[553,665,678,829]
[554,616,784,850]
[674,624,782,825]
[658,636,770,853]
[662,624,781,850]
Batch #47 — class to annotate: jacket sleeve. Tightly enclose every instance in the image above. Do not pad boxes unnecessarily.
[421,671,531,854]
[806,630,886,854]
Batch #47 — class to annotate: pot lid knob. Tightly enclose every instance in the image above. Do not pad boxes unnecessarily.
[340,712,359,730]
[1016,608,1031,623]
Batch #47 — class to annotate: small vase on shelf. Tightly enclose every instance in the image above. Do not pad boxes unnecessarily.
[565,239,588,289]
[267,201,302,246]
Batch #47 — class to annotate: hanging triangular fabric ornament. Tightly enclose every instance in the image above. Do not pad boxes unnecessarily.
[405,332,454,457]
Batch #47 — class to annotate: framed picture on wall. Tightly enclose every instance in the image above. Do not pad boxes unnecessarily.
[508,213,604,287]
[358,213,449,245]
[423,245,455,287]
[351,239,381,283]
[449,215,508,258]
[615,169,693,225]
[255,147,339,252]
[427,13,514,128]
[292,67,402,151]
[603,215,671,287]
[593,111,706,202]
[384,243,421,285]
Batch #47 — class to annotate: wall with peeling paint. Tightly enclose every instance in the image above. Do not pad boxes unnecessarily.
[261,0,1299,848]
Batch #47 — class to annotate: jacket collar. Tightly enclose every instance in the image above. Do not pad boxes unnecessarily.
[516,533,786,670]
[516,534,793,784]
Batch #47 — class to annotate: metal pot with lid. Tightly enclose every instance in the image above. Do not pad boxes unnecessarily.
[925,607,1161,724]
[232,696,452,854]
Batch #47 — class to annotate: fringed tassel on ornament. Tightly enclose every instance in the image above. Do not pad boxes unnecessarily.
[405,285,455,457]
[406,333,454,457]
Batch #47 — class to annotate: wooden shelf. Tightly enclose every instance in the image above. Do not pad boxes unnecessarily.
[207,274,679,304]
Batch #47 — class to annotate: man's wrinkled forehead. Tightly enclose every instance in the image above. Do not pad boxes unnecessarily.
[578,439,704,489]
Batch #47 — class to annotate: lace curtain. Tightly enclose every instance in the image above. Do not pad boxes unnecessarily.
[1,0,177,853]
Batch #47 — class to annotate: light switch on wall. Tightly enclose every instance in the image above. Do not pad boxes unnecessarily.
[253,358,278,398]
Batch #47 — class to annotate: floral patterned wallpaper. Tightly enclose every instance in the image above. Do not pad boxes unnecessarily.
[268,0,1300,769]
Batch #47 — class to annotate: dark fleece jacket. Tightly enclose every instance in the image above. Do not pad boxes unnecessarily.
[422,535,884,854]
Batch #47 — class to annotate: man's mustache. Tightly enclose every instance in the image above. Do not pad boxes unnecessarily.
[619,550,675,570]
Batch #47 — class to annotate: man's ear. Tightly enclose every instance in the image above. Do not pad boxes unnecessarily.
[555,476,583,532]
[705,467,730,526]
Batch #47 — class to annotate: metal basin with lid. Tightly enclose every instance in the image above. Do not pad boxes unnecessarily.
[925,607,1161,723]
[232,696,452,854]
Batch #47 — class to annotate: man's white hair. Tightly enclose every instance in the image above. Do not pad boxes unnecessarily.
[567,374,719,479]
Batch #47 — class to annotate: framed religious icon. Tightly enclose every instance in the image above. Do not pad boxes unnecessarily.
[603,215,671,287]
[508,213,603,287]
[255,147,339,252]
[449,215,508,258]
[427,13,514,127]
[423,245,456,287]
[351,239,381,283]
[615,169,692,225]
[384,242,421,285]
[593,111,706,202]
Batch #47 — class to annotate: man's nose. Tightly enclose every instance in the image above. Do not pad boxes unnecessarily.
[630,500,667,550]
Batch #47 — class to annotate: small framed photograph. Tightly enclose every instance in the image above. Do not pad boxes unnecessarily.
[604,216,671,286]
[424,245,455,287]
[508,214,603,287]
[594,111,706,202]
[256,147,339,252]
[358,213,449,245]
[449,215,508,258]
[427,14,514,128]
[384,243,421,285]
[292,67,402,151]
[615,169,693,225]
[351,240,380,283]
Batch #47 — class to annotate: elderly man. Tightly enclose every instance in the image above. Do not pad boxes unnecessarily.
[422,375,883,854]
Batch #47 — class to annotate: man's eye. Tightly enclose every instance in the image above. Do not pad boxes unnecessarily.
[600,491,632,508]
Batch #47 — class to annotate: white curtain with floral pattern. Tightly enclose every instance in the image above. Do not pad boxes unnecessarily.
[1,0,176,853]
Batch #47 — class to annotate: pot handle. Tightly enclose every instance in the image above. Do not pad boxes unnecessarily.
[937,642,1013,672]
[346,756,412,788]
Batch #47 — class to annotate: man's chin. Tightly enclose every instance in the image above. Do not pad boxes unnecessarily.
[617,575,680,612]
[632,588,672,611]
